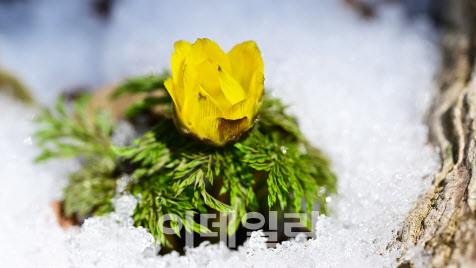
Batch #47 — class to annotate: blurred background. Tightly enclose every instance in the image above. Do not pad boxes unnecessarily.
[0,0,442,105]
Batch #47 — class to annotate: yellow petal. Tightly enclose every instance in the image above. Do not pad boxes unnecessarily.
[227,41,264,93]
[194,116,221,144]
[172,100,191,131]
[187,86,222,128]
[164,78,184,110]
[174,40,192,55]
[192,60,231,111]
[188,39,230,71]
[225,97,255,120]
[195,116,249,146]
[195,60,220,96]
[218,66,246,105]
[198,85,228,112]
[171,41,192,87]
[181,62,200,117]
[248,70,265,102]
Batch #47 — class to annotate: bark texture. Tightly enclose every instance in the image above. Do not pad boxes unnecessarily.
[399,0,476,267]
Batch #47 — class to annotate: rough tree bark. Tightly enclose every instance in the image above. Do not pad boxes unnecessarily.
[398,0,476,267]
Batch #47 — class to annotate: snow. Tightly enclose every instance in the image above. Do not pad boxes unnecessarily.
[0,0,439,267]
[69,194,159,267]
[0,99,71,266]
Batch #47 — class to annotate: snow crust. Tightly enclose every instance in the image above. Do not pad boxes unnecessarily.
[0,0,439,267]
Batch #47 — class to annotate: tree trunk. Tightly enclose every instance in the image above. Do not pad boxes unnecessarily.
[398,0,476,267]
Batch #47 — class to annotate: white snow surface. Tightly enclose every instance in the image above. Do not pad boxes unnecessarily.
[0,0,440,267]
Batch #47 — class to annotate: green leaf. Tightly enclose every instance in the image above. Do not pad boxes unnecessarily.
[112,72,170,97]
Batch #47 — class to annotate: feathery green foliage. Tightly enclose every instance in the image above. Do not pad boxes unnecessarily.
[113,72,170,97]
[34,72,337,247]
[34,94,118,217]
[112,71,172,117]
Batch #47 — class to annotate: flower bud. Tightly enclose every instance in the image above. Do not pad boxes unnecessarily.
[164,38,264,146]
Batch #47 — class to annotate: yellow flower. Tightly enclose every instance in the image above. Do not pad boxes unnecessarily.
[164,38,264,146]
